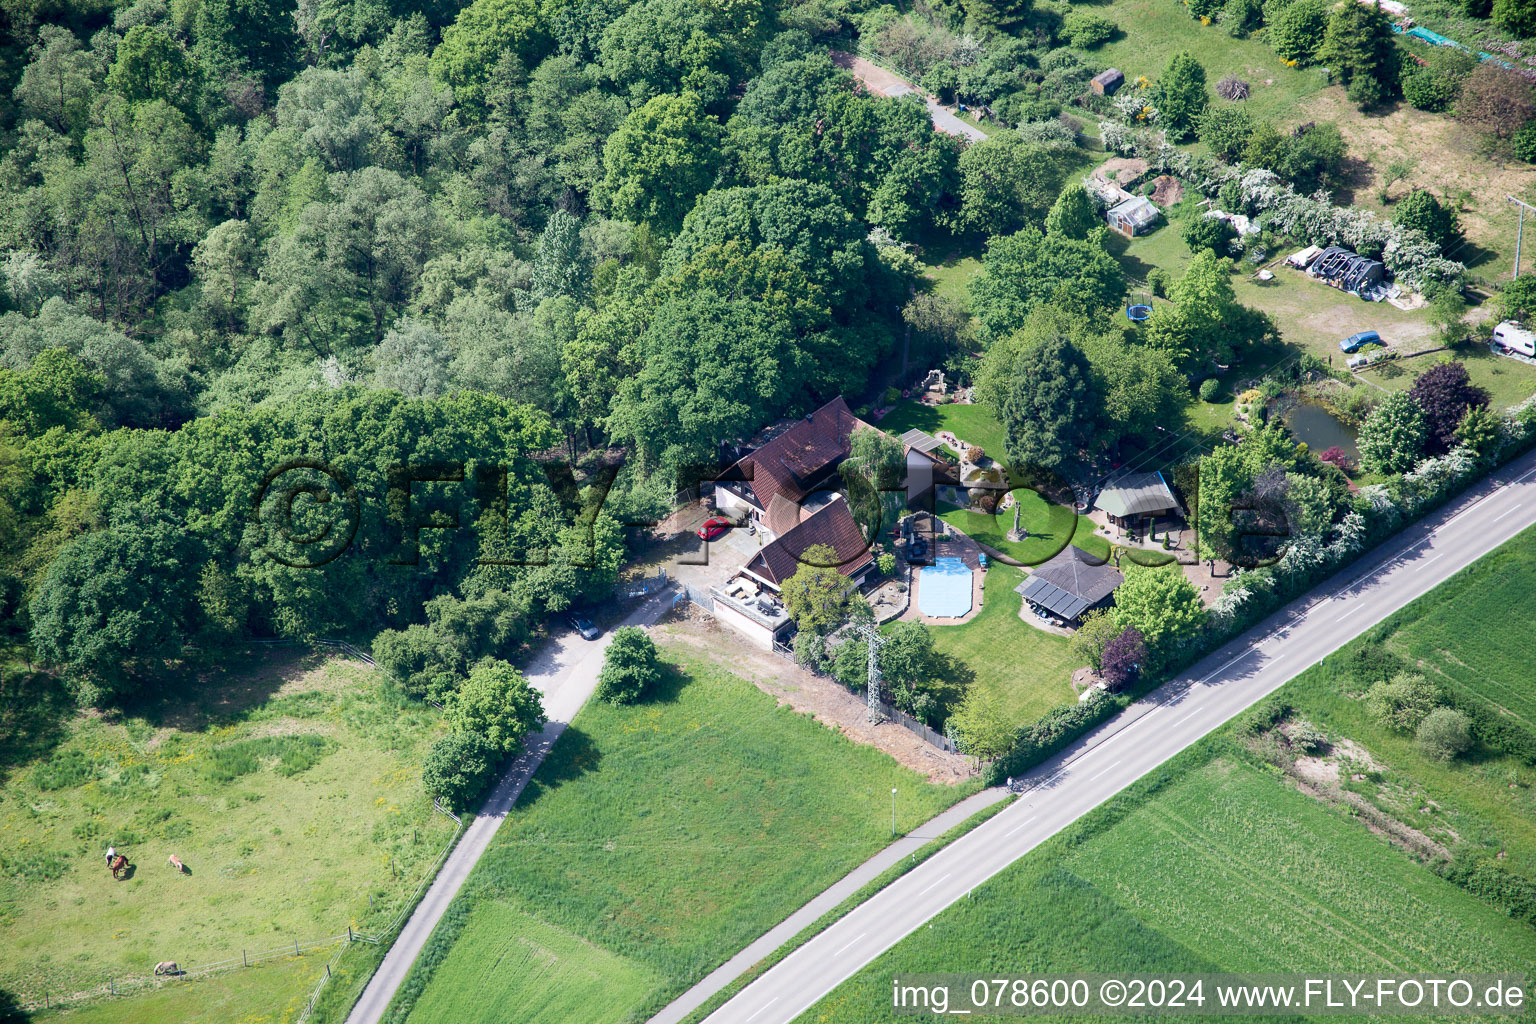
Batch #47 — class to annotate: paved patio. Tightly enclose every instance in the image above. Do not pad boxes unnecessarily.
[899,522,985,625]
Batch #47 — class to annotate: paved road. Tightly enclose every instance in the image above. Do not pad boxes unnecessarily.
[702,451,1536,1024]
[649,787,1011,1024]
[345,587,678,1024]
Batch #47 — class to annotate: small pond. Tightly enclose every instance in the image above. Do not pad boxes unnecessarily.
[1278,399,1359,463]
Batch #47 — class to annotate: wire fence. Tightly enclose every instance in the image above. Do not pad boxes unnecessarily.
[293,811,466,1023]
[17,637,461,1019]
[20,811,466,1018]
[247,636,375,666]
[20,933,350,1014]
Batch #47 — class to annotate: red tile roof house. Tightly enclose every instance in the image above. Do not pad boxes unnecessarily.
[712,396,944,542]
[711,497,874,651]
[706,397,943,649]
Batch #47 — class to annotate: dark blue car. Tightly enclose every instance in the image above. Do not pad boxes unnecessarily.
[1339,330,1381,354]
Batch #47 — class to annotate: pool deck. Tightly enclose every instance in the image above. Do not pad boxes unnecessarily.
[901,526,986,626]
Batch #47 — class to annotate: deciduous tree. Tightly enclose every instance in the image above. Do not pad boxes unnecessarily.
[1111,565,1206,668]
[781,543,852,635]
[596,626,663,705]
[1407,360,1488,454]
[1358,391,1428,473]
[450,658,546,751]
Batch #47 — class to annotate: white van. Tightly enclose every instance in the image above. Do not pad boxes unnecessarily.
[1493,321,1536,357]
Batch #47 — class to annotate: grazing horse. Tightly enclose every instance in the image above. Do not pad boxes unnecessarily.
[168,854,186,873]
[110,854,129,880]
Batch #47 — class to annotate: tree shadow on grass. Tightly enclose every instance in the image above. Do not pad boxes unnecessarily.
[0,985,23,1024]
[125,646,327,734]
[0,669,75,787]
[1102,230,1160,284]
[516,726,602,810]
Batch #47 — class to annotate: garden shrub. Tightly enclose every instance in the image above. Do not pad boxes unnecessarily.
[1064,11,1117,48]
[1415,707,1472,761]
[421,732,499,812]
[1363,672,1441,731]
[595,627,662,705]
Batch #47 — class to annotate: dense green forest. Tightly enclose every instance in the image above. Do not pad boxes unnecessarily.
[0,0,1136,704]
[2,0,1519,706]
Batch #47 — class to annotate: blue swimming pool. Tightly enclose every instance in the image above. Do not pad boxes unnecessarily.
[919,557,974,617]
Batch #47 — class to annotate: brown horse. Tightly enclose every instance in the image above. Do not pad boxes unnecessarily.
[110,854,129,880]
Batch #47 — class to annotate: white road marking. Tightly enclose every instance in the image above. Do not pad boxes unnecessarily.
[1171,707,1204,729]
[1492,504,1522,522]
[1415,552,1445,571]
[744,998,779,1022]
[1199,646,1255,684]
[1087,760,1122,782]
[1004,815,1038,837]
[832,933,866,957]
[917,873,952,897]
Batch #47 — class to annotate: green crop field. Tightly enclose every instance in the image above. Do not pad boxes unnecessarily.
[797,758,1536,1024]
[0,651,455,1018]
[403,901,660,1024]
[394,647,974,1023]
[1276,526,1536,881]
[1067,762,1534,972]
[927,566,1079,728]
[1392,563,1536,735]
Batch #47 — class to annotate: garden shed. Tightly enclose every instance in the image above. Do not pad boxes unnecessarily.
[1106,195,1160,237]
[1015,546,1124,625]
[1096,471,1180,527]
[1091,68,1125,96]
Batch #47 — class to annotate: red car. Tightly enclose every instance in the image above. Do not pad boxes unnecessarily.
[697,516,735,541]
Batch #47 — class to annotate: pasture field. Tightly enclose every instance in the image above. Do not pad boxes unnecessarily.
[28,952,327,1024]
[796,757,1536,1024]
[927,566,1079,728]
[0,650,455,1016]
[392,647,973,1023]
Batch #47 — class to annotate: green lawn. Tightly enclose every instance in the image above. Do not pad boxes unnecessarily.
[395,647,976,1023]
[1364,345,1536,412]
[797,757,1536,1024]
[928,566,1079,728]
[918,249,982,310]
[403,901,660,1024]
[1092,0,1329,123]
[939,493,1109,565]
[877,399,1006,458]
[0,651,454,1015]
[28,951,328,1024]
